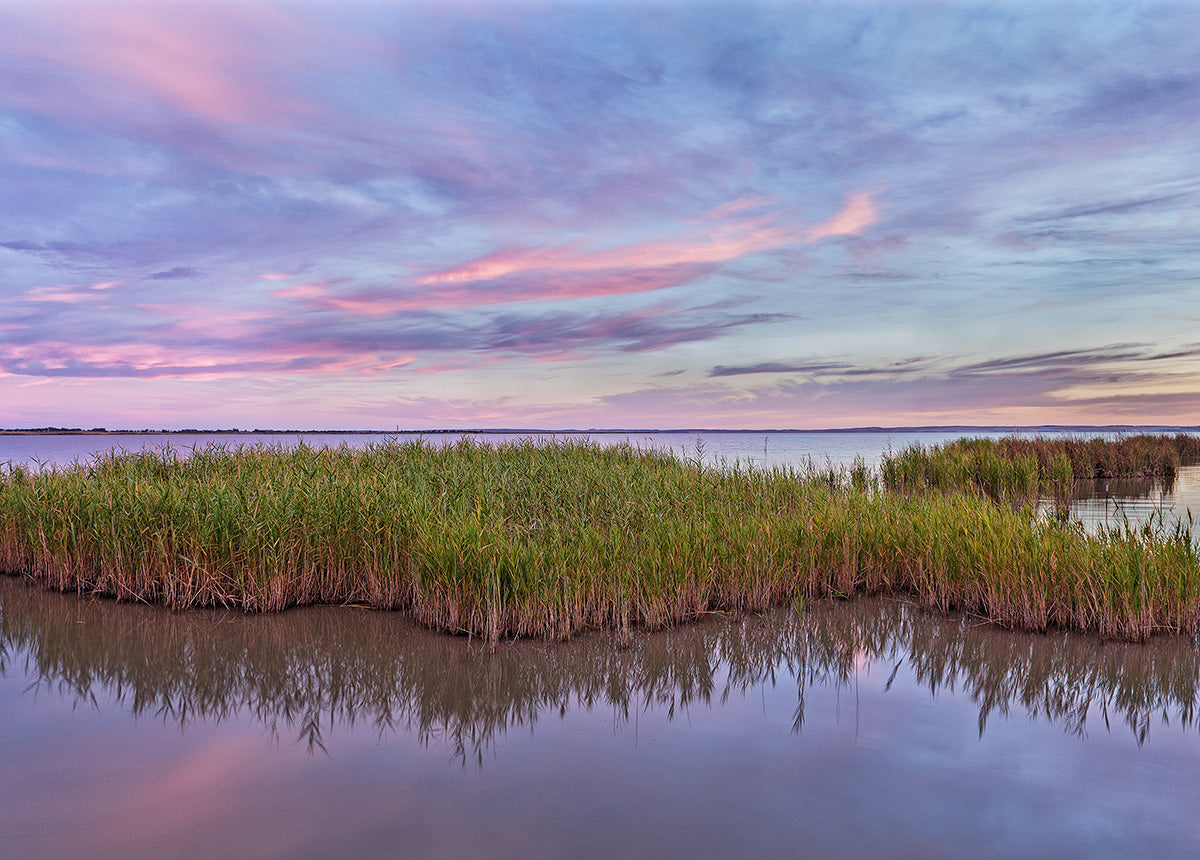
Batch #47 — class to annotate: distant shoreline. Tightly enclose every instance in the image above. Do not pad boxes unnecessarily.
[2,424,1199,437]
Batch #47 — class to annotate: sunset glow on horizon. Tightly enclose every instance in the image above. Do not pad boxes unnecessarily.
[2,1,1199,430]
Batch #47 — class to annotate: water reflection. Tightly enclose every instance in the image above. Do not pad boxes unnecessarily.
[1039,464,1200,540]
[3,576,1196,760]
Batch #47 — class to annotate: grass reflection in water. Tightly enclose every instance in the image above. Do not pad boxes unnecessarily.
[2,577,1196,762]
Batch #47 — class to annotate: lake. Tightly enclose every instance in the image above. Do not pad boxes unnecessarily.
[3,428,986,470]
[2,430,1199,857]
[3,576,1199,858]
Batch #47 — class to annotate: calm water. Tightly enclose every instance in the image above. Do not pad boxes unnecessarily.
[3,575,1199,859]
[0,428,983,470]
[2,431,1199,857]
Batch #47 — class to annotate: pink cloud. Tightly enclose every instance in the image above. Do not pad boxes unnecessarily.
[696,194,779,221]
[418,221,788,286]
[320,353,418,374]
[261,192,880,319]
[418,192,879,288]
[0,337,416,380]
[803,192,879,242]
[3,341,236,372]
[307,264,712,316]
[136,302,274,341]
[0,3,322,133]
[270,282,336,301]
[21,286,101,304]
[82,8,266,125]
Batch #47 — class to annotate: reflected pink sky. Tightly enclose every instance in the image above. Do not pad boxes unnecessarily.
[4,582,1199,858]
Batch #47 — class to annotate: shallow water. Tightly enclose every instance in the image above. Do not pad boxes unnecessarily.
[3,575,1199,858]
[1058,466,1200,534]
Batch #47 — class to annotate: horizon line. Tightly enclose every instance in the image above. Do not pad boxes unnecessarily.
[4,424,1199,436]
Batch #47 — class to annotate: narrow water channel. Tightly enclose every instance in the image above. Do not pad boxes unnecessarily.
[2,575,1198,858]
[1057,465,1200,535]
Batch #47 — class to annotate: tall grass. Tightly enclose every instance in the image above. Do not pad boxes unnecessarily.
[881,433,1200,503]
[1008,433,1200,478]
[2,437,1198,642]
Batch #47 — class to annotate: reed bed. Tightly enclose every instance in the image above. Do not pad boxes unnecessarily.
[1,437,1198,642]
[881,433,1200,503]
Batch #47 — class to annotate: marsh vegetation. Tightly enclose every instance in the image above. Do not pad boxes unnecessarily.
[1,435,1197,642]
[881,433,1200,501]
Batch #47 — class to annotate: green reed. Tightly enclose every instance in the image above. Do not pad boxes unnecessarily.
[2,437,1198,641]
[881,433,1200,504]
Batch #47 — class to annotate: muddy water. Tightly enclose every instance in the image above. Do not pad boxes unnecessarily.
[2,576,1198,858]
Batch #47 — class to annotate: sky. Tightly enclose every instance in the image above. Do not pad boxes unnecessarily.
[2,0,1199,430]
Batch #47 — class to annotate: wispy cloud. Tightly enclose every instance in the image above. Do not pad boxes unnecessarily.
[0,292,788,380]
[2,2,1199,428]
[417,192,877,288]
[1020,192,1196,224]
[952,344,1200,378]
[298,264,716,315]
[0,3,319,132]
[710,361,849,378]
[149,267,201,281]
[710,356,938,379]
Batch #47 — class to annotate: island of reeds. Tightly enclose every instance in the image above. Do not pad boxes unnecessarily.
[1,434,1198,642]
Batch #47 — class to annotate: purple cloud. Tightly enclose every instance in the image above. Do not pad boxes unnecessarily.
[148,266,201,280]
